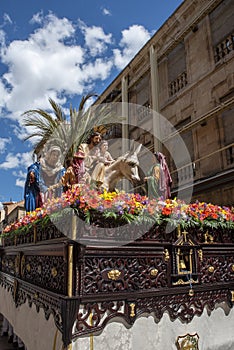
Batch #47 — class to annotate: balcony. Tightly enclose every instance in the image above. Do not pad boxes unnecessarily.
[168,71,187,97]
[214,33,234,63]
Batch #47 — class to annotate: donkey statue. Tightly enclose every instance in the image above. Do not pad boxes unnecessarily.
[102,143,142,191]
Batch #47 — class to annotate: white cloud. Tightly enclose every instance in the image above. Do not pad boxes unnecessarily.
[0,13,117,123]
[0,29,6,46]
[0,152,32,170]
[15,178,25,188]
[0,137,11,153]
[0,14,85,117]
[0,12,151,136]
[20,152,34,166]
[79,20,112,56]
[113,25,151,69]
[12,170,27,178]
[82,58,113,82]
[102,8,111,16]
[13,170,27,189]
[0,153,19,169]
[30,10,44,24]
[3,13,12,25]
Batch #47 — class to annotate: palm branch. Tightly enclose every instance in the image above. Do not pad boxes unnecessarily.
[22,94,120,167]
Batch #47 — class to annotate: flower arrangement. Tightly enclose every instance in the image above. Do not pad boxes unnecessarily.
[2,184,234,237]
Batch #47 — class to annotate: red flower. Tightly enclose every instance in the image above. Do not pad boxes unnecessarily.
[162,207,172,216]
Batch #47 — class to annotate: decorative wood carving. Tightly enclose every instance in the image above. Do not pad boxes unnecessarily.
[81,256,167,295]
[1,225,234,347]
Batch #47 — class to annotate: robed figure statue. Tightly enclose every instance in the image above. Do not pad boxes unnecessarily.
[24,161,42,212]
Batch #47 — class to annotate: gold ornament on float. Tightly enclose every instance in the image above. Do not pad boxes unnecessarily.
[176,333,199,350]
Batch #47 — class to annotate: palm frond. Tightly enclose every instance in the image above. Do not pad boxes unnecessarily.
[22,95,117,164]
[48,98,66,122]
[78,93,98,112]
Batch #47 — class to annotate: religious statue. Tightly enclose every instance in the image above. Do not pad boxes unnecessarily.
[144,151,172,199]
[24,160,42,213]
[39,145,65,200]
[60,131,103,190]
[90,140,115,189]
[24,144,65,212]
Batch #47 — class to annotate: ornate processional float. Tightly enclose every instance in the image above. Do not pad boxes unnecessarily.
[1,99,234,349]
[1,184,234,350]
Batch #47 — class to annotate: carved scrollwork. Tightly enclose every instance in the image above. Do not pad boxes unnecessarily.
[15,253,21,277]
[82,256,167,295]
[201,256,234,283]
[72,289,232,339]
[74,301,125,338]
[1,255,17,276]
[21,255,25,276]
[0,274,63,331]
[21,255,66,294]
[136,289,231,323]
[140,225,177,243]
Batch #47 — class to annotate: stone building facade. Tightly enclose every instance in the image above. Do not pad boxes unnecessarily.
[95,0,234,206]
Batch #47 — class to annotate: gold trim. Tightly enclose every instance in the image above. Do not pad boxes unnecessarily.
[231,264,234,272]
[164,249,170,262]
[68,244,73,297]
[176,332,199,350]
[150,268,158,277]
[231,291,234,302]
[176,248,193,275]
[33,225,37,243]
[26,263,31,273]
[204,231,214,244]
[129,303,135,317]
[177,224,181,238]
[89,313,94,350]
[208,266,214,273]
[198,249,203,261]
[72,213,77,241]
[188,289,194,297]
[51,267,57,277]
[173,278,198,286]
[182,231,188,242]
[107,269,121,281]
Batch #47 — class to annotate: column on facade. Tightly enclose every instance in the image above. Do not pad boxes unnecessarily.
[121,75,130,191]
[149,44,162,152]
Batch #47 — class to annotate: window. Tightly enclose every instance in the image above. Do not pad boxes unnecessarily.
[167,42,187,96]
[210,0,234,62]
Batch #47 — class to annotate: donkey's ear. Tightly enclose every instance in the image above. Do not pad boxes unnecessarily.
[129,141,142,153]
[134,143,142,154]
[129,140,135,153]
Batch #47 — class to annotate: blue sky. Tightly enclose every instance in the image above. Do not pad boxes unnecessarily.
[0,0,183,204]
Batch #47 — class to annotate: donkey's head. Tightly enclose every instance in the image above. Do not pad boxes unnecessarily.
[120,143,142,184]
